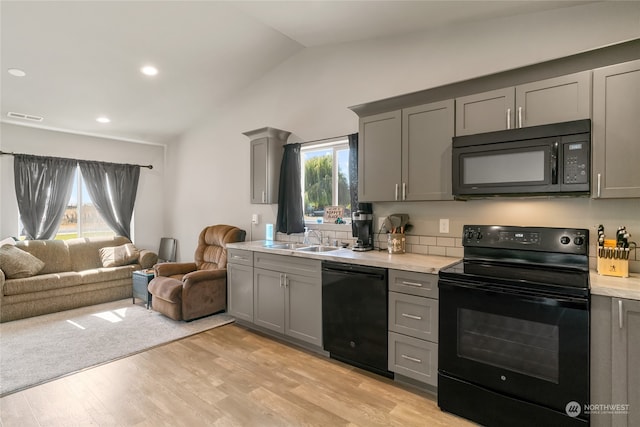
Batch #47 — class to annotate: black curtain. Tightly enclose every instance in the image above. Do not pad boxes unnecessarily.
[14,154,76,240]
[276,143,304,234]
[348,134,372,235]
[79,160,140,239]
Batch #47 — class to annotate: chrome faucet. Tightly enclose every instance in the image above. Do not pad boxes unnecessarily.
[307,229,323,245]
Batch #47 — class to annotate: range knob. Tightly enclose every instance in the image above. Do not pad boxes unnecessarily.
[476,232,483,240]
[465,230,475,239]
[560,236,571,245]
[574,236,585,246]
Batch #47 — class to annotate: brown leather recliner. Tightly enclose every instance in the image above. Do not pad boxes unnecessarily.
[148,225,246,321]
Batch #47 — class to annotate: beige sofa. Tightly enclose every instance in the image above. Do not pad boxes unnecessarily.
[0,236,157,323]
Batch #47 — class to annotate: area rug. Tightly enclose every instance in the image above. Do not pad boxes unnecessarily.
[0,299,234,396]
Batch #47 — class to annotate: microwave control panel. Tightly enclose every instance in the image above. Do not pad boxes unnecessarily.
[563,141,589,184]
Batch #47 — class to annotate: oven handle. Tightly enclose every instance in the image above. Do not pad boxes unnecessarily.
[438,280,588,309]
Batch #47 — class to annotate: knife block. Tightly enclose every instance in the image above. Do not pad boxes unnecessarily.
[597,240,629,278]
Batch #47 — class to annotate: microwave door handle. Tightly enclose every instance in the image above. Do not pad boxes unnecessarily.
[551,141,559,185]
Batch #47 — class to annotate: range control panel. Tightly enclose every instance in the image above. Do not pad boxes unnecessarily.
[463,225,589,255]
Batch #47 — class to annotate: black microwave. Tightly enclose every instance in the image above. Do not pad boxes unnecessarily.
[452,119,591,198]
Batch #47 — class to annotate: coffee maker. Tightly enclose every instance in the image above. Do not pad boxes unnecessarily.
[352,210,374,251]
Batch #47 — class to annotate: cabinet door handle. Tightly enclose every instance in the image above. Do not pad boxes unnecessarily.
[402,182,407,200]
[518,106,523,128]
[506,108,511,129]
[402,313,422,321]
[284,274,288,288]
[401,280,423,287]
[262,191,266,203]
[619,299,624,329]
[597,173,602,198]
[279,273,283,287]
[395,184,399,201]
[401,354,422,364]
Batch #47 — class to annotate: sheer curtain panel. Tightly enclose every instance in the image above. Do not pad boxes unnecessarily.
[79,161,140,239]
[14,154,76,240]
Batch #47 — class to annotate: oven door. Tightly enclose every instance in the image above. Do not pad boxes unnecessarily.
[438,278,589,417]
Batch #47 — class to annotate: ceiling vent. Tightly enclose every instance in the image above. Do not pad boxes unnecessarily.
[7,112,43,122]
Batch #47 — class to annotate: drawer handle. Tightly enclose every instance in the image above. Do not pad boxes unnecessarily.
[401,281,423,287]
[401,354,422,364]
[401,313,422,321]
[232,255,247,260]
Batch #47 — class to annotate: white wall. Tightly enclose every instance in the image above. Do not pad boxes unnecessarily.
[164,2,640,262]
[0,123,165,251]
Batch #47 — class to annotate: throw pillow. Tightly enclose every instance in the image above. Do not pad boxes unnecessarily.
[0,237,16,247]
[0,245,46,279]
[99,243,140,267]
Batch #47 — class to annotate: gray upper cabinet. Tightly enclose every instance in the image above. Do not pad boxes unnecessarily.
[358,100,454,202]
[243,127,291,204]
[402,100,455,201]
[358,110,402,202]
[455,71,592,136]
[455,87,514,136]
[592,60,640,199]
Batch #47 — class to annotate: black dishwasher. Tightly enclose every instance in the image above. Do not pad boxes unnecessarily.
[322,261,392,378]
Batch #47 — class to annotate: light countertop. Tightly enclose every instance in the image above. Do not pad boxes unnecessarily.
[227,240,459,275]
[228,241,640,300]
[590,272,640,301]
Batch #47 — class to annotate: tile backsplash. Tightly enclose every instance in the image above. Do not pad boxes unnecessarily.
[274,227,463,258]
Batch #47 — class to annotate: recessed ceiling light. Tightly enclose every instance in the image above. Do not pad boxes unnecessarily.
[141,65,158,76]
[8,68,26,77]
[96,116,111,124]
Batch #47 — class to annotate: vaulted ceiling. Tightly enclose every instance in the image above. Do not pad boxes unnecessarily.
[1,1,594,144]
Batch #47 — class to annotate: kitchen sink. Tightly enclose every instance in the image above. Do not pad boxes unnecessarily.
[296,245,340,253]
[262,242,309,250]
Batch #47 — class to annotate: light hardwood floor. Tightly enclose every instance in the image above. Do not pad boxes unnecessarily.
[0,323,475,426]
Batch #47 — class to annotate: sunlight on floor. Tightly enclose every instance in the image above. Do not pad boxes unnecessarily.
[93,308,128,323]
[66,320,86,330]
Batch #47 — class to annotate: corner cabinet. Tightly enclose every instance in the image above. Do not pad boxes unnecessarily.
[253,252,322,347]
[227,249,254,323]
[591,295,640,427]
[455,71,592,136]
[243,127,291,204]
[358,99,454,202]
[592,60,640,198]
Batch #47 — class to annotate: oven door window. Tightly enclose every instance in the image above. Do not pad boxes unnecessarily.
[458,309,559,383]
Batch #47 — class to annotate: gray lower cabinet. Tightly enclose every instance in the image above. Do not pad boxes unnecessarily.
[227,249,254,322]
[243,127,291,204]
[455,71,591,136]
[612,297,640,427]
[591,295,640,427]
[592,59,640,198]
[358,100,454,202]
[253,252,322,347]
[387,269,439,386]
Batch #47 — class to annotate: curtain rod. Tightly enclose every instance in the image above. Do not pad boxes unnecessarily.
[0,150,153,170]
[297,133,353,146]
